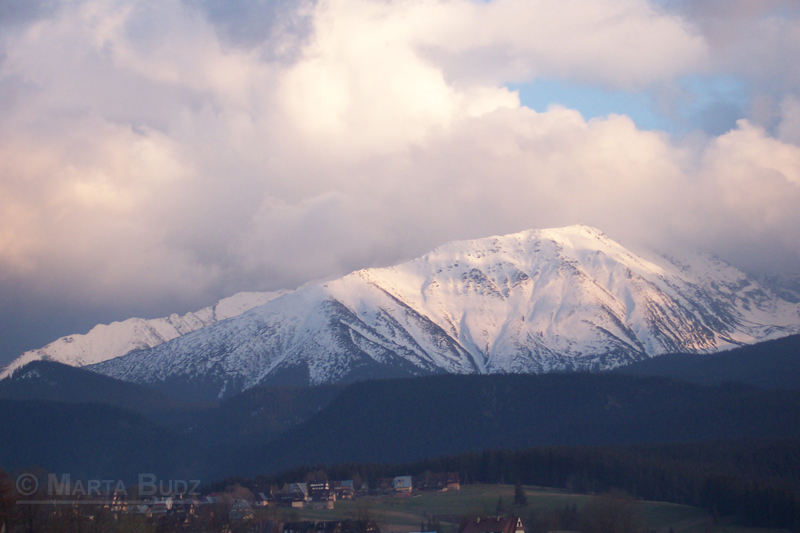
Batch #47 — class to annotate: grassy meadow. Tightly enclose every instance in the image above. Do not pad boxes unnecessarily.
[268,484,754,533]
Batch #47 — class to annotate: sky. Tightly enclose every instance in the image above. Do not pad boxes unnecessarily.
[1,0,800,368]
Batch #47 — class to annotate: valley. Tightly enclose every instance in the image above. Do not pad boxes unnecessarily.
[2,227,799,531]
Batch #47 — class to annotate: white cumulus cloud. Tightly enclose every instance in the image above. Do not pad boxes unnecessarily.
[0,0,798,363]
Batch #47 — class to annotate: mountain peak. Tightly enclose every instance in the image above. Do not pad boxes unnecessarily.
[82,227,799,401]
[540,223,604,236]
[7,226,798,402]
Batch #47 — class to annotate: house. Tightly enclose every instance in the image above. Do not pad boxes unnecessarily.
[229,499,254,521]
[333,480,354,500]
[170,496,199,516]
[309,483,335,509]
[105,490,128,512]
[276,492,307,508]
[310,481,335,504]
[393,476,413,494]
[459,516,525,533]
[415,473,446,492]
[255,492,276,507]
[376,478,395,494]
[150,497,173,515]
[309,481,330,493]
[446,472,461,491]
[416,472,461,492]
[128,497,175,517]
[128,504,150,515]
[288,482,309,499]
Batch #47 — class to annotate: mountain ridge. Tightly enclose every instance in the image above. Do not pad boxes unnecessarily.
[85,225,800,401]
[614,333,800,390]
[0,290,291,379]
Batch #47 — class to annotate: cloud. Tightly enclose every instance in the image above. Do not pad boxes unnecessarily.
[184,0,316,54]
[779,96,800,145]
[416,0,708,89]
[659,0,800,131]
[696,120,800,269]
[0,0,59,29]
[0,0,799,364]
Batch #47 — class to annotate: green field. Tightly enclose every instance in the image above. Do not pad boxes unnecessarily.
[261,484,772,533]
[298,484,539,531]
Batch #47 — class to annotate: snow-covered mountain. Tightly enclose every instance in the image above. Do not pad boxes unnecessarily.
[0,291,290,379]
[85,226,800,401]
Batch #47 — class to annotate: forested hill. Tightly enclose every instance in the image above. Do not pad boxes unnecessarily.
[614,333,800,390]
[237,372,800,476]
[0,360,188,414]
[4,371,800,484]
[0,398,205,481]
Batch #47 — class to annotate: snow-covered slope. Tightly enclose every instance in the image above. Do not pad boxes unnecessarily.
[87,226,800,401]
[0,291,290,379]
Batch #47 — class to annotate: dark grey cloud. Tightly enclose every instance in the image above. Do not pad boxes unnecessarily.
[0,0,59,27]
[0,0,60,66]
[184,0,316,60]
[662,0,798,21]
[692,99,745,135]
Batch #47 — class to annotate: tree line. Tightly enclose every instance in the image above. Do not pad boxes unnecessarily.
[233,439,800,530]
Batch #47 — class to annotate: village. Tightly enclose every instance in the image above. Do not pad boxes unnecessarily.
[5,462,734,533]
[12,473,539,533]
[116,473,469,529]
[260,473,463,510]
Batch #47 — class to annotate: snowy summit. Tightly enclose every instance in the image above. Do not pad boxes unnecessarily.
[61,225,800,401]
